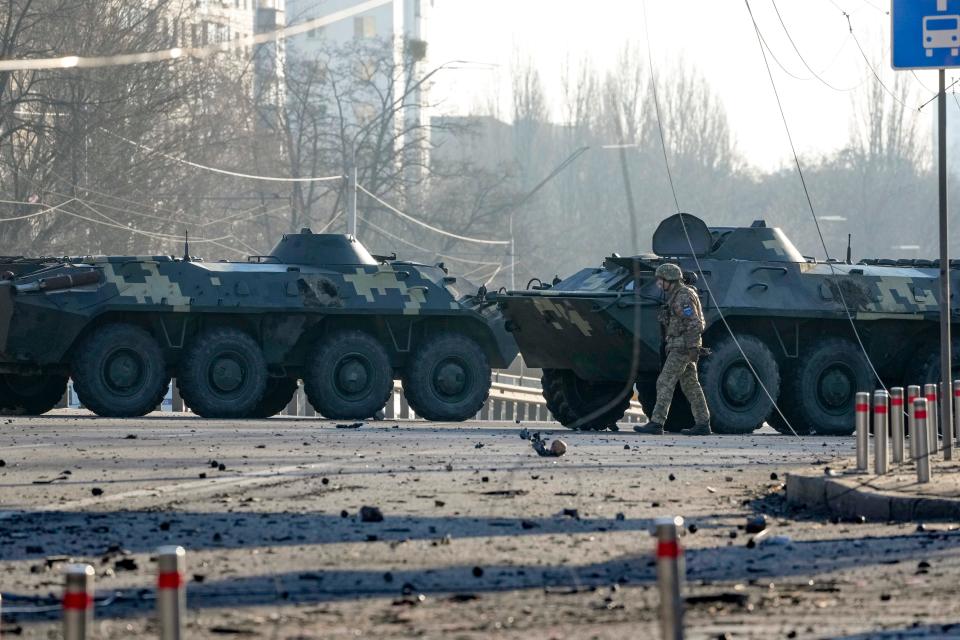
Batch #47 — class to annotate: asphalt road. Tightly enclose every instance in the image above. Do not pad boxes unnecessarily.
[2,411,959,639]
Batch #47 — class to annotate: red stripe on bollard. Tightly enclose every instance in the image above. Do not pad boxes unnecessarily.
[856,403,869,413]
[927,394,937,402]
[874,405,888,414]
[62,592,92,610]
[917,410,928,419]
[656,540,681,559]
[892,398,904,406]
[157,572,183,589]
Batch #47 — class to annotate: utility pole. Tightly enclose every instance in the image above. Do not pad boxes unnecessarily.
[938,69,953,460]
[891,0,955,458]
[347,160,358,237]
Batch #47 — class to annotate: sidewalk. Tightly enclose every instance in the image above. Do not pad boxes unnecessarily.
[787,452,960,522]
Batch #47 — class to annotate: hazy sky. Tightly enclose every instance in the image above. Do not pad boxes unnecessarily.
[429,0,943,172]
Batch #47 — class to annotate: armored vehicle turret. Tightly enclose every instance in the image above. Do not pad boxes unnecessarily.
[492,213,959,435]
[0,230,517,420]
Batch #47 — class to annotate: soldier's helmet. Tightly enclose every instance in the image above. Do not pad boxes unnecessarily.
[654,263,683,282]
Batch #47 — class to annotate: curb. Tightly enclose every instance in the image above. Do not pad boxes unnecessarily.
[785,471,960,522]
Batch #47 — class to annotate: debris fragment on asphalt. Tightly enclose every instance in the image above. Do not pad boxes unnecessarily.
[746,515,767,534]
[531,432,567,457]
[360,506,384,523]
[336,422,364,429]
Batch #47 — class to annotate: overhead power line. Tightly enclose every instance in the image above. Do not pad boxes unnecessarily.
[0,0,392,72]
[357,185,510,246]
[0,198,76,222]
[105,129,344,184]
[771,0,863,92]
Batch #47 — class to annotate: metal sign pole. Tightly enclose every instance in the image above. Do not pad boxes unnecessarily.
[938,69,954,462]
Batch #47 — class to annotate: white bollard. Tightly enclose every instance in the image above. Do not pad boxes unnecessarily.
[157,546,186,640]
[62,564,94,640]
[908,385,921,463]
[855,392,869,472]
[890,387,905,464]
[925,383,940,455]
[654,516,685,640]
[874,390,889,475]
[915,398,932,484]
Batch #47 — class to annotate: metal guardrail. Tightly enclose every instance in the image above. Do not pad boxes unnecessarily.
[63,377,645,424]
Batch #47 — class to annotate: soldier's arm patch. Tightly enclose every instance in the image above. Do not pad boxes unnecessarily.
[682,305,694,317]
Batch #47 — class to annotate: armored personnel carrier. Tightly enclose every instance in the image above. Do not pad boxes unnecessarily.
[493,213,959,435]
[0,231,516,420]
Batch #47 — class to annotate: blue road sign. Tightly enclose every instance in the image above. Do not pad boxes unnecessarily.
[892,0,960,69]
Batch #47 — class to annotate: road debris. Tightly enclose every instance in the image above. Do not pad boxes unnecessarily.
[746,515,767,534]
[336,422,364,429]
[360,506,384,523]
[530,432,567,457]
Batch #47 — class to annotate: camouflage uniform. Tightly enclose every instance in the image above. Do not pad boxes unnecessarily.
[650,280,711,427]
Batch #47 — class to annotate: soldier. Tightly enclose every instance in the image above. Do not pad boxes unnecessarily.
[634,263,711,436]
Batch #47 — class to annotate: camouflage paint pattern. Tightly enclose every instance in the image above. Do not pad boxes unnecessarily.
[0,232,517,375]
[492,213,960,385]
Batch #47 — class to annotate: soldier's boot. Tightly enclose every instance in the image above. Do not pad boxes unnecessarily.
[633,421,664,435]
[679,423,712,436]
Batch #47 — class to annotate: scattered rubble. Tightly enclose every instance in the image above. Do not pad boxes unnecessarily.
[336,422,364,429]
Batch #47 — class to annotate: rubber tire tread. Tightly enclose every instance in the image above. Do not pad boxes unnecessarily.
[541,369,630,431]
[792,336,872,436]
[249,377,299,419]
[178,328,267,419]
[765,361,812,436]
[305,330,393,420]
[73,323,169,418]
[635,375,695,433]
[699,334,779,435]
[0,375,68,415]
[403,333,490,422]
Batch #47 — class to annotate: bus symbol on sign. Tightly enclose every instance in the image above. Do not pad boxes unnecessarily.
[924,15,960,57]
[892,0,960,69]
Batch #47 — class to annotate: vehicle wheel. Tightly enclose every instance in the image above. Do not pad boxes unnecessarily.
[305,331,393,420]
[904,338,960,388]
[249,377,299,419]
[0,374,68,415]
[791,337,873,436]
[403,333,490,422]
[542,369,630,431]
[700,334,779,435]
[765,361,812,436]
[635,374,694,433]
[178,328,267,419]
[72,324,169,417]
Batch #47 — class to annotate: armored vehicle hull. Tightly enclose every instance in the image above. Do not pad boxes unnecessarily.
[0,231,516,420]
[493,214,959,435]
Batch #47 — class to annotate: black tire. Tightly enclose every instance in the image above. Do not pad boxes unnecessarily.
[791,337,873,436]
[178,328,267,419]
[635,374,694,433]
[904,338,960,388]
[0,375,68,415]
[249,377,299,419]
[700,334,780,435]
[403,333,490,422]
[72,324,169,418]
[542,369,630,431]
[765,361,813,436]
[305,331,393,420]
